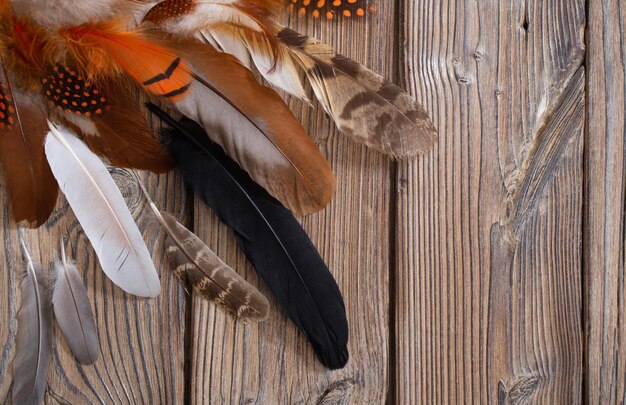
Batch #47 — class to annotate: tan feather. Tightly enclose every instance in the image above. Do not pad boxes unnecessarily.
[199,26,307,98]
[141,185,269,320]
[13,237,53,405]
[278,27,438,158]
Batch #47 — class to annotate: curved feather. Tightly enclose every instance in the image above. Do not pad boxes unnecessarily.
[173,39,336,214]
[62,23,192,102]
[141,187,269,320]
[277,27,437,158]
[44,124,160,297]
[13,238,52,405]
[52,244,100,365]
[151,107,348,369]
[142,0,280,38]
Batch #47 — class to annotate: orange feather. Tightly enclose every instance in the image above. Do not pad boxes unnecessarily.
[63,23,192,101]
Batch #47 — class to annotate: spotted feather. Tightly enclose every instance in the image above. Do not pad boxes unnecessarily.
[42,65,110,117]
[287,0,375,19]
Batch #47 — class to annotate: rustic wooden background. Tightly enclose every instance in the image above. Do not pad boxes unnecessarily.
[0,0,623,403]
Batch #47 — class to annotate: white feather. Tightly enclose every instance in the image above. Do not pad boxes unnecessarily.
[44,124,160,297]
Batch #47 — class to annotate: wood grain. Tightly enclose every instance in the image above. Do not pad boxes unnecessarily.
[3,0,626,403]
[187,4,396,404]
[585,0,626,402]
[0,156,188,403]
[395,0,585,403]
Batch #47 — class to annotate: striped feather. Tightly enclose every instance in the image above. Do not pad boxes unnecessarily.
[141,187,269,320]
[278,27,437,158]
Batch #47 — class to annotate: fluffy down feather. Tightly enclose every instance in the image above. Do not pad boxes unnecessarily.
[10,0,123,28]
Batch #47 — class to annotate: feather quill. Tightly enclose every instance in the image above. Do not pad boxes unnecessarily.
[140,184,270,320]
[13,238,52,405]
[149,105,348,369]
[52,240,101,365]
[44,124,160,297]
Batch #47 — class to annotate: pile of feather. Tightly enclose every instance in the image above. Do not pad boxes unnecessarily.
[1,0,437,402]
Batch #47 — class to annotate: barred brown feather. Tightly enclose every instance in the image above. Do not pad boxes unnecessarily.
[278,27,437,158]
[145,197,269,321]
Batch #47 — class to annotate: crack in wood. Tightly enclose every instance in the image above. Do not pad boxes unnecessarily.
[501,67,585,240]
[488,66,584,400]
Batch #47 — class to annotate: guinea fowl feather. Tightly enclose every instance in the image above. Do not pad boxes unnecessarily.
[46,75,173,173]
[13,237,52,405]
[52,241,101,365]
[44,124,160,297]
[149,105,348,369]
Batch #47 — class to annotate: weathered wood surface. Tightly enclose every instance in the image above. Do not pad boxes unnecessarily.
[395,0,585,403]
[0,0,624,404]
[0,167,188,404]
[586,0,626,402]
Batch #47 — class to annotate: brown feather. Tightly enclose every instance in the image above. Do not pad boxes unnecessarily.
[172,38,336,214]
[48,76,174,173]
[0,69,58,227]
[142,191,269,320]
[278,27,437,158]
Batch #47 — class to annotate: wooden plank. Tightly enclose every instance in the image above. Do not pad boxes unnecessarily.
[188,5,396,404]
[585,1,626,402]
[0,165,188,403]
[395,0,585,403]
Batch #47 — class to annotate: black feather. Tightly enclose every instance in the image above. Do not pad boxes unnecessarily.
[147,103,349,369]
